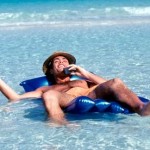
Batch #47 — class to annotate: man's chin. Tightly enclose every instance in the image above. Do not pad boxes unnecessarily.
[56,71,68,77]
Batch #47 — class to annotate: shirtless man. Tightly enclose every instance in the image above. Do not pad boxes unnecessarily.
[0,51,150,125]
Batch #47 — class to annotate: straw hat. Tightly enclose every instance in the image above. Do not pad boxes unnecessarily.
[42,51,76,74]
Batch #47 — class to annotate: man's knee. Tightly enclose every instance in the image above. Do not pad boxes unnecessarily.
[42,90,59,101]
[110,78,124,89]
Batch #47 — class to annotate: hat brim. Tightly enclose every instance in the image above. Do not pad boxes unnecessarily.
[43,52,76,74]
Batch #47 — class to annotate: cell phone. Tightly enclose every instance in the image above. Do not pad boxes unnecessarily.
[63,67,71,75]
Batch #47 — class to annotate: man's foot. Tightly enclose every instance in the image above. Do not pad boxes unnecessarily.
[51,117,69,126]
[139,102,150,116]
[47,119,80,128]
[47,112,69,126]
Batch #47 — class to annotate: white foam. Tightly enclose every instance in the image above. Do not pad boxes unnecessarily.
[123,7,150,16]
[0,18,150,30]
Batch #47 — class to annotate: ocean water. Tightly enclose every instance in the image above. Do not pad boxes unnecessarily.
[0,0,150,150]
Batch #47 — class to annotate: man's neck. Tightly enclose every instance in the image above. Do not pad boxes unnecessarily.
[55,76,70,84]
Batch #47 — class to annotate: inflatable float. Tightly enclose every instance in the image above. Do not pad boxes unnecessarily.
[20,75,149,114]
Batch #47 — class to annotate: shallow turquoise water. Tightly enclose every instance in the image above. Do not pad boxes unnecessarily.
[0,0,150,150]
[0,24,150,150]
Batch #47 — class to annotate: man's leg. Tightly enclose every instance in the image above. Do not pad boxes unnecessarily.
[88,78,150,115]
[42,90,75,125]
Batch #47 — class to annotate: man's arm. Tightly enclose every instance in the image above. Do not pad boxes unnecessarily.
[68,64,107,85]
[36,83,70,93]
[17,83,71,100]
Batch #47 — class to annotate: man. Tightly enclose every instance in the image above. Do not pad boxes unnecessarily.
[0,51,150,125]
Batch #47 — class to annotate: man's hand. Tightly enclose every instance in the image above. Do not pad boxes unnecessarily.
[68,64,89,78]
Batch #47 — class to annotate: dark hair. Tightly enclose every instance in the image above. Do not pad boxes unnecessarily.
[45,62,56,84]
[45,71,56,84]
